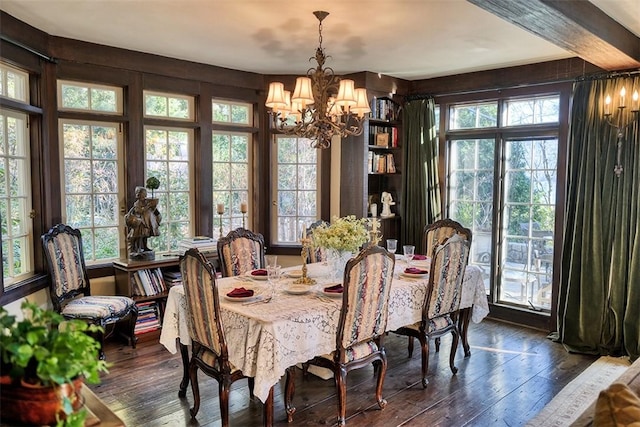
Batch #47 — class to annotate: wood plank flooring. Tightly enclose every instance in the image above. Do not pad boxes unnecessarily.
[92,319,596,426]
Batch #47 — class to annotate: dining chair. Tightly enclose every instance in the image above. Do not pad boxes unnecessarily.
[41,224,138,359]
[285,245,396,426]
[306,219,329,263]
[216,227,265,277]
[422,218,472,257]
[180,248,272,426]
[394,234,470,388]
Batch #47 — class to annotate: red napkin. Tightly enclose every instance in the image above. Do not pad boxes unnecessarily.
[324,284,344,293]
[412,254,428,260]
[405,267,428,274]
[227,287,254,298]
[251,269,268,276]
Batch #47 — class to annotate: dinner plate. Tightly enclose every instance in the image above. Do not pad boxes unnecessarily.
[246,269,269,280]
[411,259,431,268]
[285,269,303,278]
[223,292,260,302]
[400,271,429,278]
[284,284,311,295]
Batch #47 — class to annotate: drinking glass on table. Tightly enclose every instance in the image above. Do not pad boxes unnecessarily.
[267,265,281,297]
[403,245,415,266]
[386,239,397,254]
[265,255,278,268]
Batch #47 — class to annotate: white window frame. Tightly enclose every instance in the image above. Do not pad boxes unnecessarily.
[212,99,252,126]
[57,80,123,115]
[144,91,195,121]
[1,108,33,285]
[0,62,29,103]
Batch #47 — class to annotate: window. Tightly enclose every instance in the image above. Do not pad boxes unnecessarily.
[0,109,33,285]
[212,99,253,236]
[58,80,122,114]
[60,120,123,262]
[212,100,251,125]
[272,135,319,245]
[145,126,192,252]
[212,132,250,235]
[446,94,560,311]
[0,63,29,103]
[144,91,194,121]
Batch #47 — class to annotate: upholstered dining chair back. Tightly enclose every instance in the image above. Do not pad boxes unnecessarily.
[306,220,330,263]
[337,245,396,363]
[180,248,225,357]
[423,235,470,325]
[423,218,472,259]
[217,227,265,277]
[41,224,138,357]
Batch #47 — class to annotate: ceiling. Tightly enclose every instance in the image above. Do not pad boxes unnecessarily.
[1,0,638,80]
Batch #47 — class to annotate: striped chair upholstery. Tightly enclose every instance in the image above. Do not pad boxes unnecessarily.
[41,224,138,358]
[422,218,472,259]
[394,234,470,388]
[216,227,265,277]
[286,245,395,426]
[305,220,329,263]
[180,248,269,426]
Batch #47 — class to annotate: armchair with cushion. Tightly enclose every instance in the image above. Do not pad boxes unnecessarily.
[394,235,470,388]
[180,248,272,426]
[285,245,395,426]
[41,224,138,359]
[216,227,265,277]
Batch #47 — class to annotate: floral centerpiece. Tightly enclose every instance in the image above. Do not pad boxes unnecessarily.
[312,215,369,253]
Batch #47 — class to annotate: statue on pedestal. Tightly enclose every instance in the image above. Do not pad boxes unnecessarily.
[125,186,162,260]
[380,191,395,218]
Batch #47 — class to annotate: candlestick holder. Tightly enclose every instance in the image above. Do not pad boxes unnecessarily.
[294,236,316,285]
[369,217,382,246]
[604,106,639,177]
[242,213,246,229]
[218,213,224,238]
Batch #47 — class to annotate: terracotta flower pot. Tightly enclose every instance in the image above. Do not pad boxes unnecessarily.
[0,377,84,425]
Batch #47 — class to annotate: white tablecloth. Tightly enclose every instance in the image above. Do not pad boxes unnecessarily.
[159,261,488,402]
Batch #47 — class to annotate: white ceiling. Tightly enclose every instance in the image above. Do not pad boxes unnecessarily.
[1,0,638,80]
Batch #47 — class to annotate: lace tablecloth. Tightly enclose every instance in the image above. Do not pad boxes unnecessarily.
[159,262,488,402]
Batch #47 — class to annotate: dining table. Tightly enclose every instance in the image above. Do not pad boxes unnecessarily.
[159,257,488,421]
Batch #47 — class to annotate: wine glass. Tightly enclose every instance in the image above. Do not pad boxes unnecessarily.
[267,265,281,298]
[403,245,415,266]
[386,239,397,254]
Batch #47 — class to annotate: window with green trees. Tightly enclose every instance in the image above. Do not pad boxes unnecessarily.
[447,94,559,311]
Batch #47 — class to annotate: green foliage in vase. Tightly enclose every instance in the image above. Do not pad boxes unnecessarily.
[145,176,160,198]
[312,215,369,253]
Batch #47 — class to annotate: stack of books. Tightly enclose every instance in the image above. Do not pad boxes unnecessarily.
[132,268,167,296]
[134,301,161,335]
[178,236,217,256]
[163,270,182,287]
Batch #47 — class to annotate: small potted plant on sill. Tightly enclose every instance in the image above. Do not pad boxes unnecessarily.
[0,302,109,426]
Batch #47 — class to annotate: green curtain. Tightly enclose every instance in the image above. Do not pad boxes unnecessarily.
[401,98,441,249]
[558,75,640,361]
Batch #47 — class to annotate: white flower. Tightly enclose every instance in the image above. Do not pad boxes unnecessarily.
[312,215,369,253]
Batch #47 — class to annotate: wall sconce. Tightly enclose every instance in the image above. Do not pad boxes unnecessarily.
[604,86,639,176]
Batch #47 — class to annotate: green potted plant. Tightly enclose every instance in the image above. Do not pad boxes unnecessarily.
[0,302,109,426]
[146,176,160,198]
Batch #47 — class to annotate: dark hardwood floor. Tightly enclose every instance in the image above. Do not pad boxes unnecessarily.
[93,318,596,426]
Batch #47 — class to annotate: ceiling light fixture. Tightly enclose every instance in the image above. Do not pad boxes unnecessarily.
[265,11,371,149]
[604,86,639,176]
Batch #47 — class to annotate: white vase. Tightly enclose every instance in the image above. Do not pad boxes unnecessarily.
[326,248,353,283]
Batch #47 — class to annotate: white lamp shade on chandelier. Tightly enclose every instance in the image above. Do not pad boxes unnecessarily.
[265,11,371,149]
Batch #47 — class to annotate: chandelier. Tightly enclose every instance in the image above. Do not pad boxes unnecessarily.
[603,86,639,176]
[265,11,371,149]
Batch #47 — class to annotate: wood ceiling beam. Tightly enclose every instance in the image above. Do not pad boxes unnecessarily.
[467,0,640,71]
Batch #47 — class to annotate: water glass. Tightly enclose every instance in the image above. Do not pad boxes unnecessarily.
[386,239,397,254]
[265,255,278,268]
[403,245,415,265]
[267,265,281,296]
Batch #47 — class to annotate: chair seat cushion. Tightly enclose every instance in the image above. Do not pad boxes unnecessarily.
[200,346,241,374]
[62,296,136,320]
[319,340,380,364]
[403,315,454,334]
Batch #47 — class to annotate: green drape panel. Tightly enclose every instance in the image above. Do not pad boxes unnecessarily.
[401,98,441,249]
[558,76,640,361]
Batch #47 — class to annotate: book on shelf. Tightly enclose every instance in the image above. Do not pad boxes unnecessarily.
[375,132,390,147]
[134,301,161,335]
[370,97,401,121]
[132,268,167,297]
[178,236,217,255]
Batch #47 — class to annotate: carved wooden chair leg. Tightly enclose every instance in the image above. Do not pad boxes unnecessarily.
[420,335,429,388]
[375,352,388,410]
[449,329,460,375]
[336,365,348,426]
[284,367,296,422]
[178,342,190,398]
[407,336,414,357]
[248,377,255,399]
[188,364,201,418]
[219,377,232,427]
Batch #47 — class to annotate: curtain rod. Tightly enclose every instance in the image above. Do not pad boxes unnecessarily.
[575,69,640,82]
[0,35,57,63]
[404,94,434,102]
